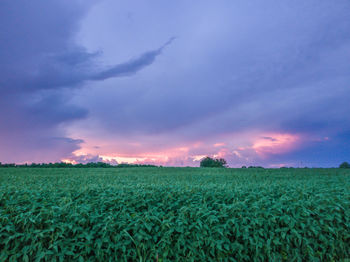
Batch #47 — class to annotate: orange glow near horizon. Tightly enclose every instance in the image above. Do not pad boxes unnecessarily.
[89,146,191,165]
[62,132,302,166]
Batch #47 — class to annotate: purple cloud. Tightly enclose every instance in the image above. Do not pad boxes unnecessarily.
[0,0,174,163]
[1,0,350,166]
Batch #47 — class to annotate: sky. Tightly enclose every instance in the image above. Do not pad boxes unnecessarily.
[1,0,349,167]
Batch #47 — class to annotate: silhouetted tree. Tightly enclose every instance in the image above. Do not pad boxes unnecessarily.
[200,157,227,168]
[339,162,350,168]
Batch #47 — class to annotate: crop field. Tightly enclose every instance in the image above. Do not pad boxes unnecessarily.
[0,167,349,261]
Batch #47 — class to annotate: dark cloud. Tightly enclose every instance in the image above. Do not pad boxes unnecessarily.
[70,0,350,167]
[1,0,350,166]
[2,38,175,93]
[83,0,350,138]
[0,0,91,162]
[0,131,84,164]
[263,131,350,167]
[261,137,278,142]
[0,0,173,163]
[91,37,175,80]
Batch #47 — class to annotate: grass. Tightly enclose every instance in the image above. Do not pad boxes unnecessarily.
[0,167,349,261]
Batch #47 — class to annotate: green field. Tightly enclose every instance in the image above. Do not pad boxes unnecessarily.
[1,167,349,261]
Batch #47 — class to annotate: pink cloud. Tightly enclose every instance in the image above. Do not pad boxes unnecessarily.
[252,133,300,157]
[63,131,303,167]
[214,142,226,147]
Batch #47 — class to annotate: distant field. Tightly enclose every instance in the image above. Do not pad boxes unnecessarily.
[0,167,349,261]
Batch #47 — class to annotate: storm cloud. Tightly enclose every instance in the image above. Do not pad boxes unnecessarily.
[0,0,174,163]
[1,0,350,166]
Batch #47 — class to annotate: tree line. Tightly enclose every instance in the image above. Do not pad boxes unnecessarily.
[0,162,158,168]
[0,159,349,168]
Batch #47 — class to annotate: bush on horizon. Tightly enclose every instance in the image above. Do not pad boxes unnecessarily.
[200,156,227,168]
[339,161,350,168]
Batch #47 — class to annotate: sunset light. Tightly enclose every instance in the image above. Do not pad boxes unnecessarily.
[0,0,348,168]
[252,133,300,157]
[2,1,350,260]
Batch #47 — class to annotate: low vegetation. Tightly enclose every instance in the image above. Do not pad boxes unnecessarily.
[0,167,349,261]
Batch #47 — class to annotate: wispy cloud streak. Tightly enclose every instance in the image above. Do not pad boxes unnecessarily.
[91,37,176,80]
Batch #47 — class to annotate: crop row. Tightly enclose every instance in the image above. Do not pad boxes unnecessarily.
[0,168,349,261]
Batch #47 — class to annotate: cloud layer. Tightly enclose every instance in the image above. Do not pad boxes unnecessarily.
[1,0,350,166]
[0,0,174,163]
